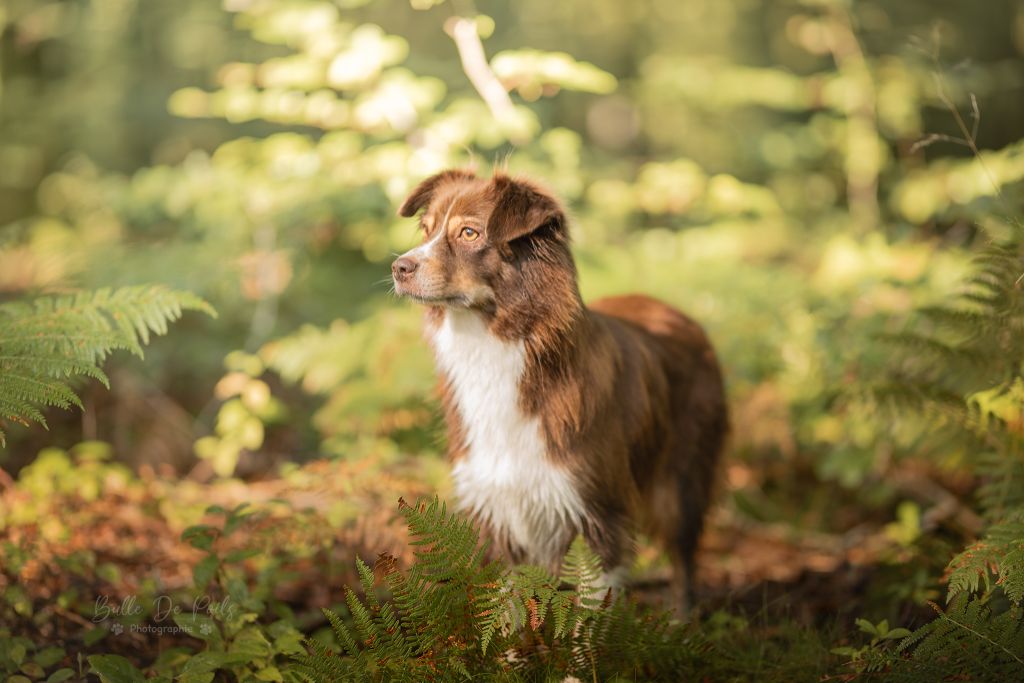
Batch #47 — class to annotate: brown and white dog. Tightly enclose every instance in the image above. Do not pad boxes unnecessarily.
[391,169,728,610]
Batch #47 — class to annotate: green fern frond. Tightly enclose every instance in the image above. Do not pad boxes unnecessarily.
[948,514,1024,604]
[894,597,1024,676]
[291,635,353,682]
[324,607,360,660]
[0,285,214,445]
[294,498,699,681]
[876,331,986,368]
[974,449,1024,520]
[559,535,605,608]
[872,230,1024,673]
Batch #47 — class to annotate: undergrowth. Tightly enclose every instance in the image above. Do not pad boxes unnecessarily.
[292,497,834,682]
[854,86,1024,676]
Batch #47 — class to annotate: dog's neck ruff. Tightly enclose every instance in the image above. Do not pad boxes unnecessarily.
[431,308,586,569]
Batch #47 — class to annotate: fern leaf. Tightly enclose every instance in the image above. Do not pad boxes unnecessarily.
[559,536,604,607]
[948,514,1024,604]
[0,285,214,445]
[323,607,361,659]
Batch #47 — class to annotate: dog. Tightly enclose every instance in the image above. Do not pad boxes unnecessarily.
[391,169,728,611]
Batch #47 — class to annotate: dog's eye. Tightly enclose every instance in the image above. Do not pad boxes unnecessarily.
[459,227,480,242]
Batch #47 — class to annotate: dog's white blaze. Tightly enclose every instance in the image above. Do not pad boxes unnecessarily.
[405,225,444,261]
[406,202,454,261]
[432,309,586,569]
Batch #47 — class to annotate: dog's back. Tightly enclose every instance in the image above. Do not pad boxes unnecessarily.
[590,294,728,608]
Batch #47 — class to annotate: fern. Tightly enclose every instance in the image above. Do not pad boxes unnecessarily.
[292,497,701,681]
[871,236,1024,674]
[875,240,1024,503]
[877,597,1024,678]
[0,285,215,445]
[948,514,1024,604]
[864,169,1024,676]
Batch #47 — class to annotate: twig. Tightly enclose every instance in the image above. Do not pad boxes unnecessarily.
[969,92,980,141]
[52,604,94,628]
[935,85,1024,285]
[921,34,1024,284]
[909,133,970,154]
[931,73,1003,204]
[824,6,880,233]
[444,16,521,140]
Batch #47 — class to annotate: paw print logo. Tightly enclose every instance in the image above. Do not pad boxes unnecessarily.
[111,623,124,636]
[199,623,213,636]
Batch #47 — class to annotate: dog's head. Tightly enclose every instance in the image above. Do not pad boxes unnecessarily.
[391,169,573,311]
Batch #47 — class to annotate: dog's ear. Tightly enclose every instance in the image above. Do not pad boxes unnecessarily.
[397,169,475,217]
[486,175,566,243]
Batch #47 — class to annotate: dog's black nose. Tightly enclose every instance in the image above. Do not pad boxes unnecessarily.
[392,256,418,280]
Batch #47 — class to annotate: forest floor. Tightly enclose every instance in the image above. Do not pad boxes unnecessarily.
[0,454,936,669]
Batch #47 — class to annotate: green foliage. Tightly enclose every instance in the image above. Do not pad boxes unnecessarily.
[892,597,1024,678]
[260,311,438,459]
[293,497,699,681]
[194,352,288,477]
[834,598,1024,678]
[948,514,1024,606]
[865,103,1024,672]
[5,0,1024,678]
[0,286,213,445]
[91,501,306,682]
[88,654,145,683]
[830,618,912,674]
[875,235,1024,529]
[0,634,72,682]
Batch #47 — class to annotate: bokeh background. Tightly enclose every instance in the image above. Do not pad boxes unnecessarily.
[2,0,1024,678]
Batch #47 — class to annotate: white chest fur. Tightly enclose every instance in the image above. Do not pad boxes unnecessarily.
[431,310,586,569]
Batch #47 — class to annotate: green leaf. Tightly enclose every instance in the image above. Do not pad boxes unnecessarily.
[149,647,192,673]
[223,504,255,536]
[87,655,144,683]
[45,670,75,683]
[230,627,274,659]
[271,625,306,656]
[224,548,261,564]
[33,647,65,668]
[3,586,32,617]
[884,628,913,640]
[19,662,44,678]
[178,651,252,676]
[181,525,217,551]
[855,618,879,636]
[82,627,109,646]
[6,642,26,666]
[172,613,222,645]
[176,673,214,683]
[254,666,283,681]
[193,554,219,589]
[490,49,617,94]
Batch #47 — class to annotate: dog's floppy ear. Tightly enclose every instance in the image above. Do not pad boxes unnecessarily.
[486,175,566,243]
[397,169,476,217]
